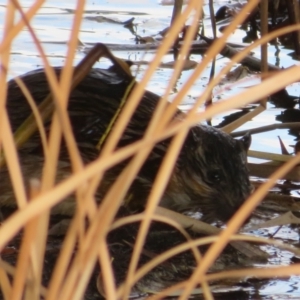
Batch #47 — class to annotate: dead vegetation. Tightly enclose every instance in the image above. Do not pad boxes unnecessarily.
[1,0,300,299]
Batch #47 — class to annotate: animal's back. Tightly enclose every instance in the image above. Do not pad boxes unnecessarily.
[1,66,252,222]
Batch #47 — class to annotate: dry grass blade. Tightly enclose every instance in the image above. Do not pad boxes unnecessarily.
[117,233,300,298]
[0,1,45,54]
[155,207,267,258]
[5,43,113,163]
[11,76,49,160]
[15,179,48,300]
[123,2,205,298]
[58,2,206,298]
[248,150,293,162]
[179,153,300,299]
[249,162,300,180]
[1,113,27,208]
[206,264,300,282]
[0,61,300,300]
[1,63,300,244]
[192,22,300,126]
[0,260,12,300]
[249,211,300,230]
[115,213,203,258]
[221,104,265,133]
[176,0,260,118]
[231,122,300,137]
[2,0,300,299]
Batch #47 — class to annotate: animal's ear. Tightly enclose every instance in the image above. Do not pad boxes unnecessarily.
[240,132,251,151]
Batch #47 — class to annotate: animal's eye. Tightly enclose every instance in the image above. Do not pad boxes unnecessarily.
[207,170,223,183]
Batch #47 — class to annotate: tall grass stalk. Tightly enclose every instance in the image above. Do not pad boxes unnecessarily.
[1,0,300,299]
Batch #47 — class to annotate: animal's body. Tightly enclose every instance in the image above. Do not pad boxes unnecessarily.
[0,66,251,222]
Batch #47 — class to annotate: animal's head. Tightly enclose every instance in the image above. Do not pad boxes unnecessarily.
[165,126,252,223]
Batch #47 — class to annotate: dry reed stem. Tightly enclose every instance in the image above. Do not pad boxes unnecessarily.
[5,7,58,296]
[2,86,47,296]
[154,232,300,278]
[0,259,48,297]
[0,2,90,298]
[1,64,300,245]
[146,263,300,298]
[111,213,200,260]
[11,76,49,159]
[206,264,300,281]
[221,104,265,133]
[0,60,299,273]
[41,2,93,298]
[159,3,203,125]
[61,10,264,288]
[15,2,87,299]
[179,153,300,299]
[59,2,204,297]
[1,113,27,207]
[10,1,63,109]
[100,1,198,156]
[46,217,78,300]
[147,281,188,300]
[123,2,205,298]
[232,122,300,137]
[172,0,261,121]
[44,4,106,300]
[0,3,21,293]
[0,1,28,213]
[54,50,135,299]
[11,180,41,300]
[160,0,259,128]
[2,0,300,299]
[161,64,300,138]
[0,275,10,300]
[124,128,191,296]
[10,0,80,203]
[66,2,205,299]
[249,163,300,181]
[0,1,45,54]
[0,260,12,300]
[248,150,293,162]
[118,233,300,298]
[120,0,292,295]
[193,22,300,123]
[25,179,47,300]
[137,19,300,298]
[55,10,195,296]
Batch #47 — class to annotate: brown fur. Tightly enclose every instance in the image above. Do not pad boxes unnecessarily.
[0,66,252,222]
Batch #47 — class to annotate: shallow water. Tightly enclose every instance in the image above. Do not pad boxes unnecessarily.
[1,0,300,299]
